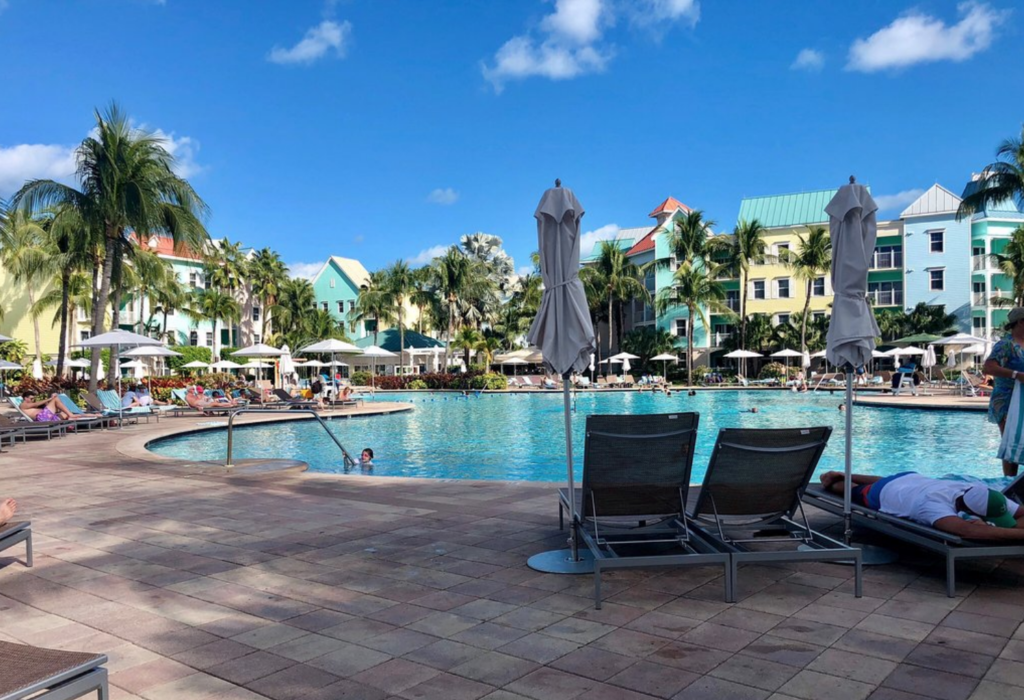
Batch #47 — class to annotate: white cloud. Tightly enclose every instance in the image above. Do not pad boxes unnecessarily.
[791,48,824,72]
[268,19,352,65]
[288,261,324,279]
[407,245,448,266]
[847,2,1008,72]
[517,265,535,277]
[542,0,606,43]
[579,223,620,257]
[0,143,76,198]
[151,129,203,178]
[427,187,459,205]
[875,188,925,212]
[629,0,700,28]
[483,37,610,91]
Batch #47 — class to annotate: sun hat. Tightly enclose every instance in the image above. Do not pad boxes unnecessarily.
[1005,307,1024,330]
[962,484,1018,528]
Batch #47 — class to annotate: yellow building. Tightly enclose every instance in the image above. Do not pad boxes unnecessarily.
[0,268,91,360]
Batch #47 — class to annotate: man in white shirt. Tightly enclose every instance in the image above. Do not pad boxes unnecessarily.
[820,470,1024,540]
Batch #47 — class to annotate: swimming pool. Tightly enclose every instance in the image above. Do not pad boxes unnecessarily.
[147,391,1006,485]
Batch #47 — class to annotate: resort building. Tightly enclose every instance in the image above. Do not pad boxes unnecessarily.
[311,256,421,340]
[0,267,90,357]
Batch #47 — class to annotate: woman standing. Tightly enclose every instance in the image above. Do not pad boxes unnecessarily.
[983,307,1024,476]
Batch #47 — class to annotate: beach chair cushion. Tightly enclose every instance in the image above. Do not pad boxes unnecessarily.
[0,640,107,700]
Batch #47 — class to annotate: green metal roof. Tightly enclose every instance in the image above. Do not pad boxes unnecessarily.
[355,329,444,352]
[736,188,870,228]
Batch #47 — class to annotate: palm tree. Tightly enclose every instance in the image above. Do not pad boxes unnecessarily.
[656,263,730,385]
[124,245,173,335]
[585,241,650,359]
[205,238,247,346]
[191,288,240,360]
[474,335,502,370]
[620,326,678,373]
[991,225,1024,305]
[383,260,415,374]
[409,266,436,334]
[724,219,769,354]
[662,210,722,264]
[249,248,289,341]
[13,103,210,389]
[150,276,188,344]
[786,225,832,352]
[958,126,1024,219]
[0,207,50,362]
[349,270,396,346]
[433,247,483,368]
[451,327,483,368]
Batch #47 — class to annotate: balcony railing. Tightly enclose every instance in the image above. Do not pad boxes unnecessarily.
[725,300,740,312]
[867,290,903,307]
[974,290,1008,306]
[973,255,992,272]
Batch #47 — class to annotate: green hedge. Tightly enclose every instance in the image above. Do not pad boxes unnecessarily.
[168,346,213,372]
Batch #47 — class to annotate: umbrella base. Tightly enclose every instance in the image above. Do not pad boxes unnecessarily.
[799,543,898,566]
[527,548,594,575]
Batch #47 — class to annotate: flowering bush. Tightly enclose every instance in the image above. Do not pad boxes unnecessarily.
[408,379,428,390]
[758,362,787,380]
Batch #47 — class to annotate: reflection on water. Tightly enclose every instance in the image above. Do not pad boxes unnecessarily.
[150,391,1003,483]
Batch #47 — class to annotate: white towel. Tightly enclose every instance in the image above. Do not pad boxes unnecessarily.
[998,383,1024,465]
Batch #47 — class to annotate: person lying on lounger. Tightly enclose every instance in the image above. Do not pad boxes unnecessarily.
[0,497,16,526]
[18,393,73,422]
[821,471,1024,540]
[186,386,237,414]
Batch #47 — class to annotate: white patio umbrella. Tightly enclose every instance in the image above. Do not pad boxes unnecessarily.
[122,345,182,390]
[211,359,242,371]
[723,349,762,378]
[651,352,679,383]
[932,333,989,347]
[609,352,640,361]
[887,345,924,356]
[299,339,363,388]
[771,348,803,377]
[525,181,595,575]
[810,350,827,358]
[66,358,91,369]
[360,345,397,389]
[302,359,328,368]
[0,334,12,342]
[231,342,284,358]
[279,344,298,386]
[946,350,957,369]
[182,360,210,370]
[922,344,937,380]
[119,359,146,380]
[78,329,163,425]
[801,350,811,369]
[589,353,596,382]
[824,177,892,565]
[621,357,631,374]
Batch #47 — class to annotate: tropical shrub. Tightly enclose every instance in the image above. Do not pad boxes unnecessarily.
[470,372,507,390]
[351,370,372,386]
[408,379,428,390]
[758,361,787,380]
[167,346,213,373]
[218,346,238,361]
[0,339,28,364]
[691,365,711,382]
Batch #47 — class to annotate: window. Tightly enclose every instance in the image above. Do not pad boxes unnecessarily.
[674,318,688,337]
[712,323,734,344]
[330,278,336,288]
[337,301,344,314]
[776,278,791,299]
[254,334,261,344]
[752,280,766,300]
[775,243,790,259]
[347,301,355,312]
[867,281,904,306]
[726,290,740,312]
[189,272,198,288]
[872,246,902,269]
[929,269,945,291]
[189,331,198,346]
[812,277,826,296]
[776,313,791,326]
[929,230,944,253]
[252,306,261,322]
[79,330,91,342]
[321,302,328,312]
[205,332,213,347]
[669,255,678,272]
[973,316,987,332]
[813,311,826,321]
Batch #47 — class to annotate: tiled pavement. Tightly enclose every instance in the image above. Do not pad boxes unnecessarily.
[3,417,1024,699]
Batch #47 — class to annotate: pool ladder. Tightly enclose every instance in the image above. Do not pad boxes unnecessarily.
[224,408,357,469]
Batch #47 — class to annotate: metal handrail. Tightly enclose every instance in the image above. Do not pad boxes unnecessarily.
[224,408,356,469]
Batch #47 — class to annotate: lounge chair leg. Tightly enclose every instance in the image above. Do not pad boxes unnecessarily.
[558,503,563,531]
[946,556,956,598]
[594,564,602,609]
[854,554,862,598]
[98,668,110,700]
[26,530,32,567]
[726,556,738,603]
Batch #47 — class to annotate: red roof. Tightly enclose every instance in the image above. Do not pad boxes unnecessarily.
[648,196,691,218]
[129,233,202,260]
[625,227,658,256]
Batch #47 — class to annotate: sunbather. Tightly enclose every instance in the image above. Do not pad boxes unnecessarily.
[821,470,1024,540]
[186,386,237,414]
[0,497,16,526]
[18,393,72,421]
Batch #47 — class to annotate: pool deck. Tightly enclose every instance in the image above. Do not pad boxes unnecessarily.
[2,409,1024,700]
[854,394,989,412]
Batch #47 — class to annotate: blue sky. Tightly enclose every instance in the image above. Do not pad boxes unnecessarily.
[1,0,1022,278]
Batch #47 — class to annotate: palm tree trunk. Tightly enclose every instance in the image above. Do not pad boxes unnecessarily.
[801,279,811,351]
[607,295,614,359]
[399,303,405,376]
[261,295,269,341]
[687,305,695,386]
[26,286,41,366]
[740,265,749,377]
[163,310,169,342]
[89,235,117,391]
[212,317,219,361]
[57,270,70,378]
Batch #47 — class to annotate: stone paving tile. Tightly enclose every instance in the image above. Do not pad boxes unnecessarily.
[497,632,581,664]
[450,650,539,686]
[607,660,699,698]
[679,622,762,653]
[244,663,341,700]
[504,667,597,700]
[904,643,995,679]
[351,658,441,695]
[883,664,980,700]
[777,669,874,700]
[805,649,897,685]
[709,654,799,692]
[404,639,486,671]
[397,672,494,700]
[673,676,770,699]
[549,646,637,681]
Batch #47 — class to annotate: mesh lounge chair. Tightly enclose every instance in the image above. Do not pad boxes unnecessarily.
[688,426,862,598]
[0,409,68,440]
[0,641,107,700]
[0,521,32,567]
[271,389,318,408]
[558,413,733,607]
[804,477,1024,597]
[83,392,152,424]
[54,395,115,431]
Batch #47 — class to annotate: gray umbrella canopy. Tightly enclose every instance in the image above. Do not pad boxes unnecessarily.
[526,183,596,575]
[825,182,880,369]
[527,186,595,376]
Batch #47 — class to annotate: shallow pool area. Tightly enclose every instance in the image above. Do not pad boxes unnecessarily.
[147,390,1007,485]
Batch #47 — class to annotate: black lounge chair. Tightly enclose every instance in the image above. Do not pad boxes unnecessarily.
[0,641,107,700]
[558,413,733,607]
[688,427,862,598]
[804,478,1024,597]
[0,415,67,441]
[271,389,318,408]
[0,522,32,567]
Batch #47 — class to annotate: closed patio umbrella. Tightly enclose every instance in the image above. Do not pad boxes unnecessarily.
[824,177,893,564]
[922,344,937,381]
[526,181,595,575]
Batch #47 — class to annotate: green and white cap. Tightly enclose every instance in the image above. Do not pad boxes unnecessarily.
[963,485,1017,528]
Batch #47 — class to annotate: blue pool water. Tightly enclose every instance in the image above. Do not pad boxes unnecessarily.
[148,391,1006,485]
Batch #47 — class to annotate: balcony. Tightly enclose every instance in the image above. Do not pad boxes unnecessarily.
[974,290,1008,306]
[725,299,740,312]
[973,255,992,272]
[867,290,903,307]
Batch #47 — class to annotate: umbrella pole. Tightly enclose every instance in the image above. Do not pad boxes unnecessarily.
[843,370,853,546]
[563,377,579,562]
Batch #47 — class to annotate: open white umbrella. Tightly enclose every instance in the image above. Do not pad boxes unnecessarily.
[932,333,988,346]
[886,346,924,356]
[771,348,803,377]
[119,359,146,380]
[651,352,678,383]
[360,345,397,389]
[211,360,242,371]
[525,181,595,575]
[824,177,891,567]
[502,357,528,376]
[0,334,12,342]
[122,345,182,390]
[299,339,363,389]
[609,352,640,361]
[78,330,163,426]
[232,342,284,357]
[182,360,210,370]
[723,349,762,358]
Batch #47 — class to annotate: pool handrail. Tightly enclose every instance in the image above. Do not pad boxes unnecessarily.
[224,408,357,469]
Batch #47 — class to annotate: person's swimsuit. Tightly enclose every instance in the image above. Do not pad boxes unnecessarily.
[35,408,59,422]
[851,471,915,509]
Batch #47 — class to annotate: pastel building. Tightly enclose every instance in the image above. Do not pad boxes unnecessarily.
[311,257,372,338]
